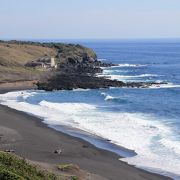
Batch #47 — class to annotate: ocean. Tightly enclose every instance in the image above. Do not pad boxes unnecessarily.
[0,39,180,179]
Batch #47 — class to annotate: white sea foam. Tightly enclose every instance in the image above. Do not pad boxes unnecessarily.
[101,92,118,101]
[104,64,148,69]
[104,95,114,101]
[138,74,160,77]
[103,69,127,74]
[97,74,160,81]
[117,64,148,67]
[99,69,180,89]
[72,88,90,91]
[149,83,180,89]
[97,58,107,61]
[0,90,180,179]
[159,139,180,155]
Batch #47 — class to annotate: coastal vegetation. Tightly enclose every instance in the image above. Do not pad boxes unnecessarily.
[0,151,81,180]
[0,151,57,180]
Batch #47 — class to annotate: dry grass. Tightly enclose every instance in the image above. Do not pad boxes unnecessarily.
[0,43,56,83]
[0,43,56,66]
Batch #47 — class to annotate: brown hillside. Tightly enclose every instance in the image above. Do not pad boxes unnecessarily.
[0,42,56,83]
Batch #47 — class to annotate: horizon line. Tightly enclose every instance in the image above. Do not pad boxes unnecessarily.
[1,37,180,42]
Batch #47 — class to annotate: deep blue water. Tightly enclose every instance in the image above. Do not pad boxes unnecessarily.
[81,40,180,135]
[82,40,180,84]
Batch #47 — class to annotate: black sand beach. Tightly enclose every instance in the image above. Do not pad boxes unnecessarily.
[0,87,171,180]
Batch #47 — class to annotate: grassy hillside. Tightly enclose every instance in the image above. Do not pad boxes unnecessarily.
[0,41,98,83]
[0,43,56,66]
[0,42,56,83]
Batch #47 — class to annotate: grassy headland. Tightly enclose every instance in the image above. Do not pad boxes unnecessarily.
[0,40,97,84]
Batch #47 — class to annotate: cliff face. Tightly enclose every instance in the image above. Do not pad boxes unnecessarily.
[55,44,103,74]
[45,42,103,74]
[55,43,97,64]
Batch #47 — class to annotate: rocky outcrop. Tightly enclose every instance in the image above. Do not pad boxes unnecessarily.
[37,72,163,91]
[37,73,123,90]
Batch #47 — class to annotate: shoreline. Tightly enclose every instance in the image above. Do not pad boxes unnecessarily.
[0,87,171,180]
[49,124,136,158]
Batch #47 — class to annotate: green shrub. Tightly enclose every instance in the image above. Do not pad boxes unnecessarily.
[0,168,24,180]
[71,176,78,180]
[0,151,57,180]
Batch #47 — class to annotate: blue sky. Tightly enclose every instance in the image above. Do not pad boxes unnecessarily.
[1,0,180,39]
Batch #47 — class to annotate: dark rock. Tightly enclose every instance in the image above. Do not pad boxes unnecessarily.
[54,149,62,154]
[106,139,111,142]
[37,72,165,91]
[82,145,89,148]
[37,73,123,91]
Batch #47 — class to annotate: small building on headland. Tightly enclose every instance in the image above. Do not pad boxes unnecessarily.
[25,57,57,69]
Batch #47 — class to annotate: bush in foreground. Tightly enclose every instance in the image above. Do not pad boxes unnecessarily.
[0,151,57,180]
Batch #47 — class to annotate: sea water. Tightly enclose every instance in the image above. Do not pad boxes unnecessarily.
[0,39,180,179]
